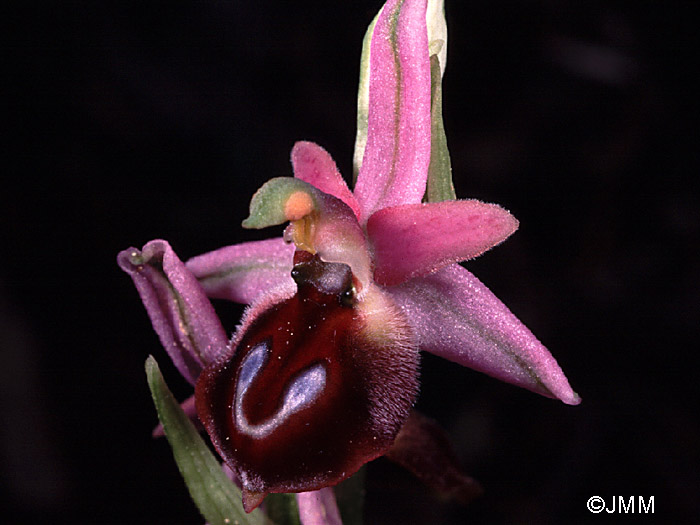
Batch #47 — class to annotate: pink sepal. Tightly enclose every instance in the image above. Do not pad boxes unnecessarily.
[354,0,432,223]
[387,264,581,405]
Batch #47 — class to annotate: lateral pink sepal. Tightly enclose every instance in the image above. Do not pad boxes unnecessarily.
[387,264,581,405]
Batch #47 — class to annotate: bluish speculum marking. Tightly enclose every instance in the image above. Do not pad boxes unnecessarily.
[234,342,327,439]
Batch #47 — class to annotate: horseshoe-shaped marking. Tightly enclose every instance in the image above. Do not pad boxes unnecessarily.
[234,342,327,439]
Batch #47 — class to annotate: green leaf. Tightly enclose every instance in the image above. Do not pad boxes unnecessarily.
[426,53,456,203]
[145,356,266,525]
[264,493,301,525]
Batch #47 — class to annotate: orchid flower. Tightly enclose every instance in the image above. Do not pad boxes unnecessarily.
[119,0,579,522]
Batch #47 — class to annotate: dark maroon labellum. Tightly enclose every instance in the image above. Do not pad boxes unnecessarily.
[195,251,418,507]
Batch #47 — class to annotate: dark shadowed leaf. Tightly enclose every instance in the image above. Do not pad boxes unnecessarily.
[334,467,366,525]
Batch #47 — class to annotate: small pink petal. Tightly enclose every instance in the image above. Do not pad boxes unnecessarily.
[354,0,432,223]
[186,237,294,304]
[226,280,297,357]
[387,264,581,405]
[291,141,361,219]
[117,240,228,384]
[296,488,343,525]
[367,200,519,286]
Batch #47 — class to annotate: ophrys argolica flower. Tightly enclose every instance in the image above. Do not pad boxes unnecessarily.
[119,0,580,519]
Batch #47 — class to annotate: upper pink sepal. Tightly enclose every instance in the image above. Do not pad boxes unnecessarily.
[387,264,581,405]
[117,240,228,384]
[367,200,519,286]
[291,141,361,220]
[185,237,294,304]
[353,0,431,223]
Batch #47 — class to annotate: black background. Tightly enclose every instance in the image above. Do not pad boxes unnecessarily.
[3,1,697,523]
